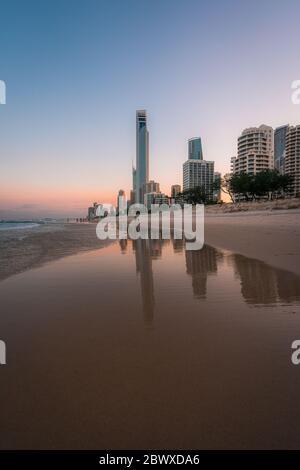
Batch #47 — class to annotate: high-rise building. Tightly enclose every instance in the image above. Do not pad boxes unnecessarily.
[183,160,214,200]
[171,184,181,198]
[274,125,289,174]
[183,137,214,200]
[87,202,103,221]
[117,189,126,215]
[285,125,300,197]
[188,137,203,160]
[144,192,169,210]
[231,125,274,174]
[143,180,160,194]
[136,110,149,203]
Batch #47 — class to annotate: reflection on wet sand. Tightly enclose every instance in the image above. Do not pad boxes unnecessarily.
[120,238,300,319]
[1,237,300,450]
[185,245,221,298]
[230,253,300,305]
[132,239,156,324]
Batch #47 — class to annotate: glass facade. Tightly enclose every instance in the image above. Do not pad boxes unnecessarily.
[188,137,203,160]
[274,125,288,173]
[136,110,149,202]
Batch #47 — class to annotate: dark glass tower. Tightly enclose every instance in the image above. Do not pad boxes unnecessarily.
[274,125,288,173]
[188,137,203,160]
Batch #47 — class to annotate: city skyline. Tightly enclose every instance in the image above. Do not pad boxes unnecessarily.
[1,0,300,218]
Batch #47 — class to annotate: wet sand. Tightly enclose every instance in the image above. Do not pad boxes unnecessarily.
[0,223,111,281]
[1,210,300,283]
[0,239,300,449]
[1,213,300,449]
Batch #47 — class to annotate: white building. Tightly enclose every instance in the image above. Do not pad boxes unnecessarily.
[143,180,160,194]
[231,125,274,175]
[144,192,169,210]
[183,160,215,201]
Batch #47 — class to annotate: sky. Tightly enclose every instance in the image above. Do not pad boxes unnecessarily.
[0,0,300,218]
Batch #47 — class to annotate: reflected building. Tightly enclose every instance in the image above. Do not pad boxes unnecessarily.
[231,254,278,304]
[148,238,164,259]
[230,253,300,305]
[171,238,184,254]
[185,245,219,299]
[276,270,300,304]
[119,239,128,254]
[119,237,300,319]
[132,239,155,325]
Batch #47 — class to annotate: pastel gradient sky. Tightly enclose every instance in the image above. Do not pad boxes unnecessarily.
[1,0,300,218]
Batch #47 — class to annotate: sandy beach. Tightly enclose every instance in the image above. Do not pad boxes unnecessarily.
[1,211,300,449]
[0,225,300,449]
[205,208,300,276]
[0,223,111,281]
[1,209,299,282]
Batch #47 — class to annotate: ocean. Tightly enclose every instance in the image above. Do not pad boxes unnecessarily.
[0,221,41,231]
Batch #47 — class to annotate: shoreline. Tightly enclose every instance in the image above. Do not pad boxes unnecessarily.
[0,223,112,282]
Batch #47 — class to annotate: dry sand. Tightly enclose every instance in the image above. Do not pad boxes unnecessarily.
[205,208,300,276]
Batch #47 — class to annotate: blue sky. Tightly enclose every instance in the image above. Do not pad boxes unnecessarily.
[1,0,300,217]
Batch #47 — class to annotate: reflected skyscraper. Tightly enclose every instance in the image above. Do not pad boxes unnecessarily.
[136,110,149,203]
[185,245,219,298]
[231,252,300,305]
[276,270,300,303]
[231,254,278,304]
[133,239,155,324]
[119,239,128,254]
[171,238,184,254]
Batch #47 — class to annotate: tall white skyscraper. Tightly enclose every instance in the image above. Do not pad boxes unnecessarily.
[136,110,149,203]
[231,124,274,174]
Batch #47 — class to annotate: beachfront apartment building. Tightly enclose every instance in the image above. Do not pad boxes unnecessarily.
[143,180,160,194]
[144,191,169,210]
[285,125,300,197]
[183,135,215,200]
[231,125,274,175]
[183,159,215,200]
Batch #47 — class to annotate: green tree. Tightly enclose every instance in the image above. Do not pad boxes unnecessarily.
[179,186,208,205]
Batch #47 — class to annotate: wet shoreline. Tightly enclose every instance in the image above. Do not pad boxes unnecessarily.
[0,239,300,449]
